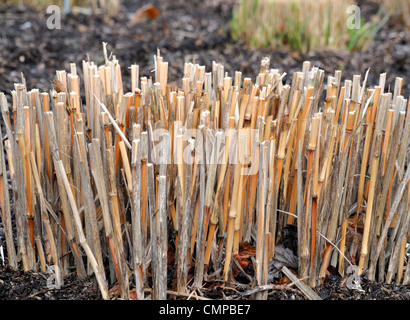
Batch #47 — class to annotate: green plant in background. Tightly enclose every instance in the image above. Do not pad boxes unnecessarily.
[347,8,389,52]
[231,0,389,53]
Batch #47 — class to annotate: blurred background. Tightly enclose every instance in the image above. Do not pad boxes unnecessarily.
[0,0,409,95]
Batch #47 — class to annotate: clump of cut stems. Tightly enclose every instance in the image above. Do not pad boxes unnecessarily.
[0,44,409,300]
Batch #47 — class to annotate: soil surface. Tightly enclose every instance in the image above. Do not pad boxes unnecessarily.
[1,264,409,300]
[0,0,410,301]
[0,266,101,300]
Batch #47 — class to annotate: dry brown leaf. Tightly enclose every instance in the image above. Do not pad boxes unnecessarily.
[108,284,120,298]
[129,288,138,300]
[233,254,250,269]
[129,4,159,26]
[237,241,256,258]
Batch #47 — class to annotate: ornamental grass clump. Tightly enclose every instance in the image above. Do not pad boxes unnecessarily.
[0,45,409,300]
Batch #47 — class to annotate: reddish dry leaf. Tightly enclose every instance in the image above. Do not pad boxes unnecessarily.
[238,241,256,258]
[278,275,292,285]
[129,288,138,300]
[129,4,159,26]
[233,254,250,269]
[278,268,298,285]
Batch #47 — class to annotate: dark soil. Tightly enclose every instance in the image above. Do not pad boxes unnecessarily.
[1,263,409,300]
[317,275,410,300]
[0,266,101,300]
[0,0,409,301]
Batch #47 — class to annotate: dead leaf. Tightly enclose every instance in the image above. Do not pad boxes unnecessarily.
[271,244,298,269]
[233,254,250,269]
[108,284,120,298]
[129,289,138,300]
[267,244,298,283]
[238,242,256,258]
[278,275,291,285]
[129,4,159,26]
